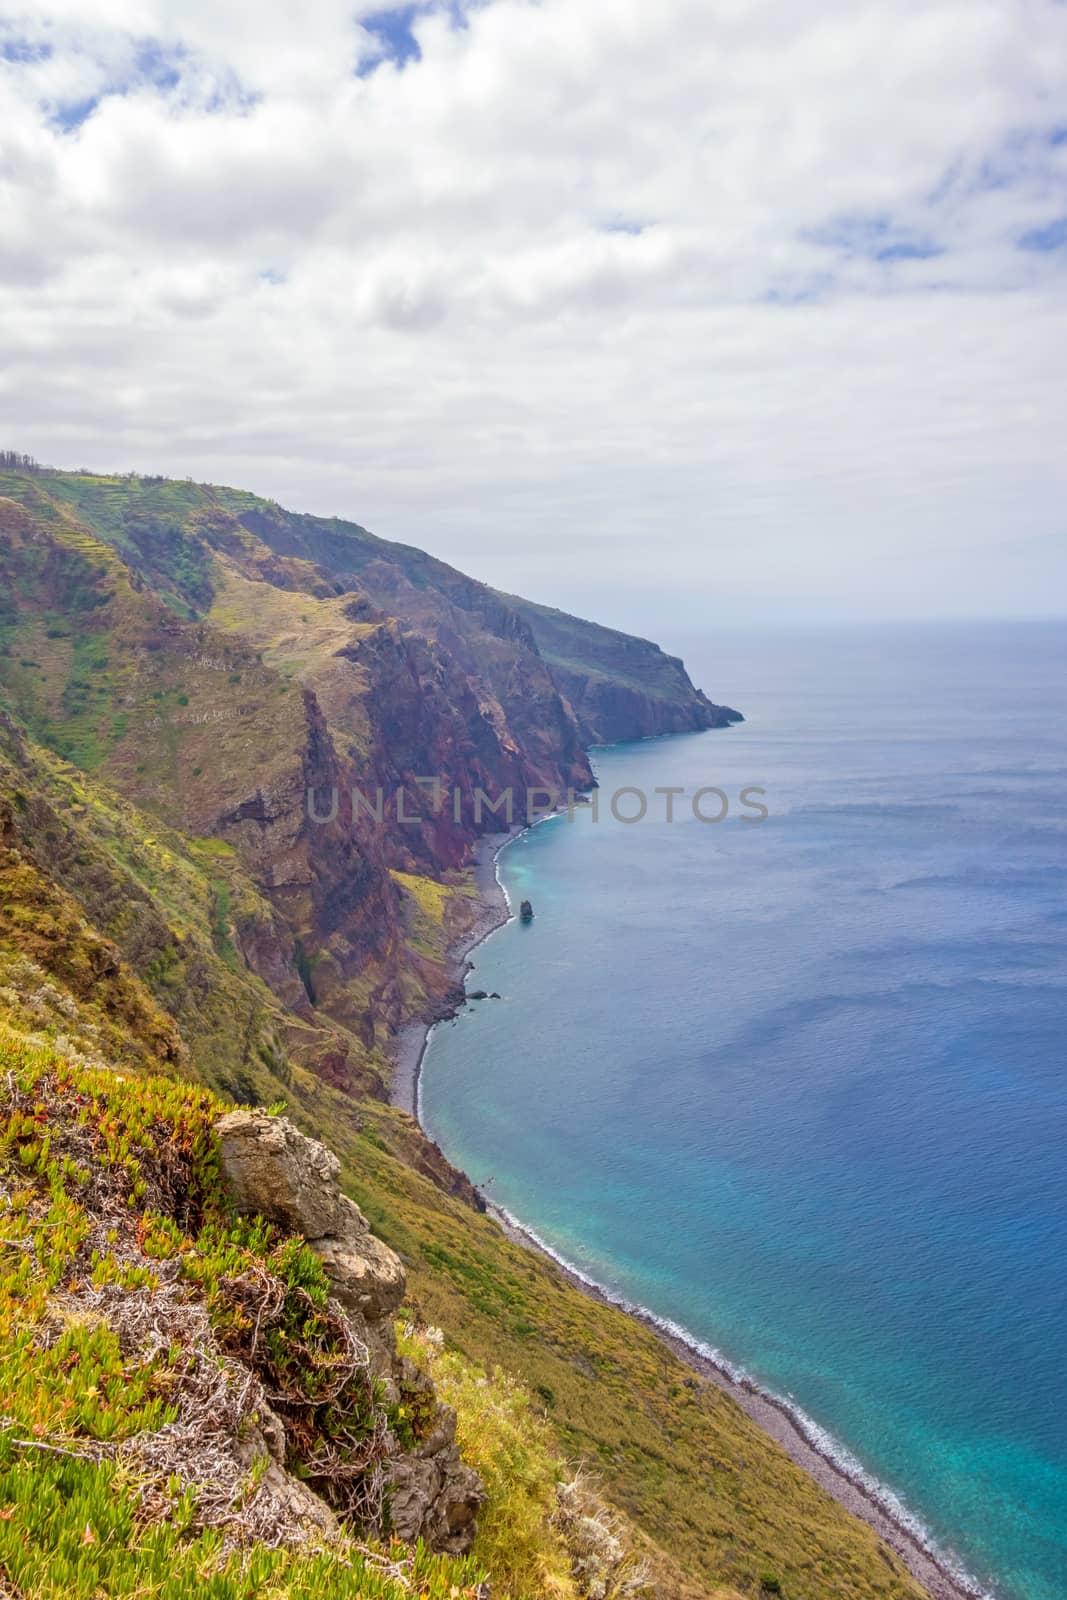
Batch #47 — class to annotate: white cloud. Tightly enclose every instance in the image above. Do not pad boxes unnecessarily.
[0,0,1065,625]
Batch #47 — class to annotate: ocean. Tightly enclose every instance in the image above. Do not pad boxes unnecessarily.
[419,619,1067,1600]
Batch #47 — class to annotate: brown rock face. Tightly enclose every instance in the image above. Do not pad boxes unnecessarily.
[215,1109,485,1553]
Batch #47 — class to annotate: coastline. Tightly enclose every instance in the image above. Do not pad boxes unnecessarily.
[390,826,521,1120]
[388,828,987,1600]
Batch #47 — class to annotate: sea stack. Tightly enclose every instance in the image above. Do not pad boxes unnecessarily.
[519,899,534,922]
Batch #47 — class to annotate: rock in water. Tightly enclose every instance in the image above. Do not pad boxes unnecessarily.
[519,899,534,922]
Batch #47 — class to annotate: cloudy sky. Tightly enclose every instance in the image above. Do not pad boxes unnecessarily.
[2,0,1065,630]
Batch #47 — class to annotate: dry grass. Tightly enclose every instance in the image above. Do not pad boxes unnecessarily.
[398,1321,655,1600]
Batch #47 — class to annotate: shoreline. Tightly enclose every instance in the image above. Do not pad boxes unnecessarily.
[388,827,989,1600]
[390,826,521,1120]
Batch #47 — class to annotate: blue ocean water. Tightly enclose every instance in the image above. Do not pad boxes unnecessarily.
[420,620,1067,1600]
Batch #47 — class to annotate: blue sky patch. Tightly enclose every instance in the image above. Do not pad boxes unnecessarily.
[47,37,189,134]
[1,35,54,65]
[1019,216,1067,252]
[52,96,100,132]
[356,2,477,75]
[358,5,424,74]
[872,239,942,262]
[133,39,184,93]
[807,211,941,263]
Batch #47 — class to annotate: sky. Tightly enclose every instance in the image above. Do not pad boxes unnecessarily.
[1,0,1066,633]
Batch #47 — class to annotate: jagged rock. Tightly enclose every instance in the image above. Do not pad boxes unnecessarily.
[468,989,488,1000]
[215,1109,484,1555]
[519,899,534,922]
[386,1450,484,1556]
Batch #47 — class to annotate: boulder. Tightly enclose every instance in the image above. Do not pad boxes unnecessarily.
[216,1110,407,1317]
[215,1109,363,1241]
[314,1233,406,1321]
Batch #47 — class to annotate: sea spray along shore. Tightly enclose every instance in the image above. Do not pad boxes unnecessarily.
[390,824,987,1600]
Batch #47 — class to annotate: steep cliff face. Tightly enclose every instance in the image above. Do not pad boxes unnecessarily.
[208,490,728,760]
[499,592,743,744]
[0,466,737,1064]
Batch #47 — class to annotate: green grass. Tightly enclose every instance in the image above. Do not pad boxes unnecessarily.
[0,1456,484,1600]
[338,1118,929,1600]
[0,1031,488,1599]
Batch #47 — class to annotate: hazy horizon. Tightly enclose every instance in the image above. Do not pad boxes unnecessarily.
[3,1,1065,626]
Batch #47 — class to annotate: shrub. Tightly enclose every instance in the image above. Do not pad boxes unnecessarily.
[0,1030,486,1592]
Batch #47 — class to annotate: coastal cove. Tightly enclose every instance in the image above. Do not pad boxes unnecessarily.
[398,621,1067,1600]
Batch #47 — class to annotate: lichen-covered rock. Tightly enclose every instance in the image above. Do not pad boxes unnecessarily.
[314,1232,406,1320]
[216,1109,407,1316]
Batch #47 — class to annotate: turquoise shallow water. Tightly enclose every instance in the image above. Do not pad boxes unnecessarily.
[420,620,1067,1600]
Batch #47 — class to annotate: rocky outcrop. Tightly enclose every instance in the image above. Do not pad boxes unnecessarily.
[215,1109,484,1552]
[499,590,743,743]
[0,465,741,1099]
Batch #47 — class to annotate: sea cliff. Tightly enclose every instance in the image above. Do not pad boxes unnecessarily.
[0,461,949,1599]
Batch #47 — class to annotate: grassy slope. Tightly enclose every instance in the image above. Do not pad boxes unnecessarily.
[3,467,716,724]
[0,711,319,1105]
[497,592,699,699]
[335,1113,927,1600]
[0,1029,486,1600]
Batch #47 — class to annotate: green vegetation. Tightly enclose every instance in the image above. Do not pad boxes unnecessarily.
[0,1466,483,1600]
[398,1322,653,1600]
[399,1322,579,1596]
[0,1030,487,1598]
[337,1117,927,1600]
